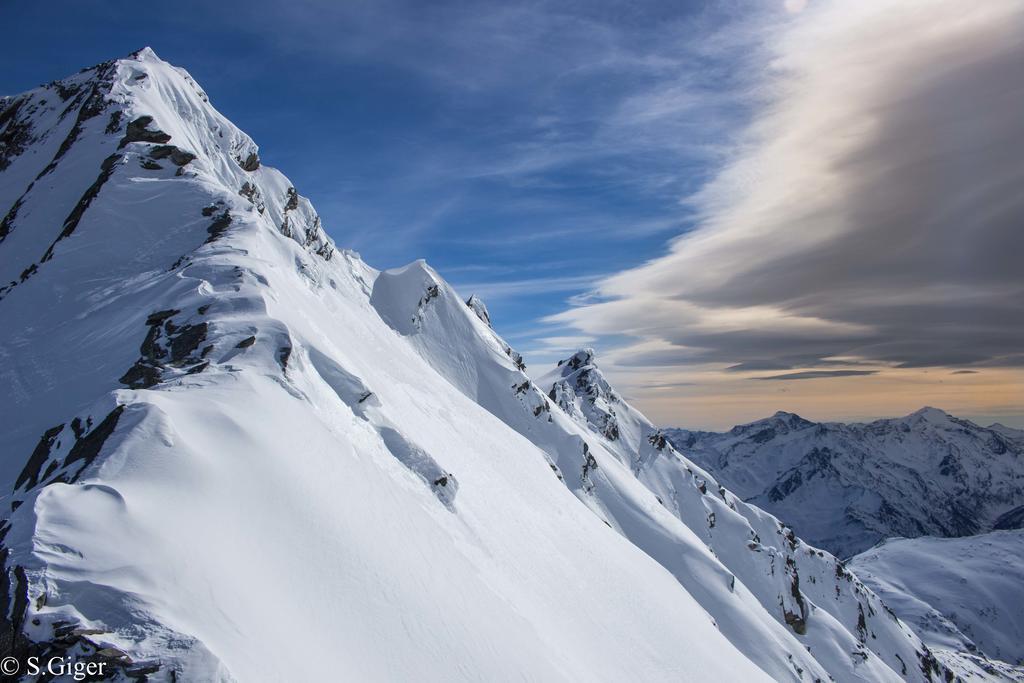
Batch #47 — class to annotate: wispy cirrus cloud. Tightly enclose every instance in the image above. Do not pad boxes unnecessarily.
[552,0,1024,384]
[453,274,604,301]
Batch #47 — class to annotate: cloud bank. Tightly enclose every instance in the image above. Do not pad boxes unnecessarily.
[552,0,1024,377]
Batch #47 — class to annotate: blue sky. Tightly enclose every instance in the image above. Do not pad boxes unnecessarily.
[1,0,751,353]
[5,1,1022,429]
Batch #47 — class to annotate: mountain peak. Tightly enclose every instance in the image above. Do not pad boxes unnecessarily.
[668,405,1024,558]
[0,50,1000,683]
[129,46,160,61]
[730,410,815,435]
[771,409,811,423]
[907,406,952,423]
[557,347,596,370]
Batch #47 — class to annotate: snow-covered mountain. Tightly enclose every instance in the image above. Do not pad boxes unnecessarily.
[0,48,1017,681]
[849,530,1024,667]
[665,410,1024,558]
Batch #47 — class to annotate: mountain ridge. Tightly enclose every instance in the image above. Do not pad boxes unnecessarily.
[850,530,1024,666]
[665,407,1024,558]
[0,48,1018,681]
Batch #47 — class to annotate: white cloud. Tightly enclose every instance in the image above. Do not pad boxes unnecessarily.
[553,0,1024,377]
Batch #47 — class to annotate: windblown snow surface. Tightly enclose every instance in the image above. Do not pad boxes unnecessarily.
[850,531,1024,667]
[0,49,1019,681]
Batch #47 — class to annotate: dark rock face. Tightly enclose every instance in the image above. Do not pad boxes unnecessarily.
[148,145,195,166]
[581,442,598,492]
[0,65,123,280]
[0,151,123,302]
[240,151,260,171]
[14,424,65,491]
[120,310,210,389]
[559,349,594,371]
[146,309,179,326]
[993,505,1024,530]
[10,405,125,497]
[284,187,299,211]
[783,560,808,635]
[119,361,162,389]
[104,109,123,134]
[507,348,526,372]
[647,431,668,451]
[41,153,122,263]
[238,181,265,213]
[0,192,27,244]
[63,406,125,471]
[205,210,232,243]
[0,96,36,172]
[419,284,440,307]
[119,115,171,147]
[277,344,292,371]
[39,66,116,178]
[767,469,803,503]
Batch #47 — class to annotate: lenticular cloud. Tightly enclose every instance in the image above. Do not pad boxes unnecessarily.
[554,0,1024,373]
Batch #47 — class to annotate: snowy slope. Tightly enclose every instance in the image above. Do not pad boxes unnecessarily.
[850,531,1024,666]
[0,49,777,683]
[532,351,1024,681]
[665,410,1024,558]
[0,49,1016,682]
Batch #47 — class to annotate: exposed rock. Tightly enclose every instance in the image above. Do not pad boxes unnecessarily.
[277,344,292,371]
[284,187,299,211]
[148,144,195,166]
[240,151,260,171]
[63,405,125,472]
[169,323,208,364]
[104,109,123,134]
[239,181,265,213]
[119,115,171,147]
[34,63,117,180]
[145,309,180,326]
[205,210,232,243]
[993,505,1024,530]
[0,96,35,172]
[120,311,209,388]
[14,424,64,490]
[119,360,161,389]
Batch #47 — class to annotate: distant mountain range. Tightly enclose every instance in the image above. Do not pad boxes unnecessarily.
[666,408,1024,558]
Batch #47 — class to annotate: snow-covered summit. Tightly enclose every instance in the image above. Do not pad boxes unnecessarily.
[541,348,635,446]
[0,48,765,682]
[535,350,1019,680]
[0,50,1018,681]
[850,530,1024,666]
[666,407,1024,558]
